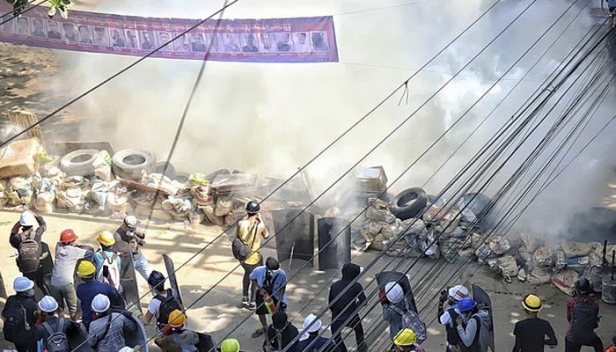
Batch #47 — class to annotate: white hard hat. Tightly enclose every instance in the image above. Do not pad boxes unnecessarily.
[302,314,322,333]
[91,294,111,313]
[19,211,36,227]
[118,348,134,352]
[38,295,59,313]
[385,282,404,304]
[124,215,140,228]
[13,277,34,292]
[448,285,469,302]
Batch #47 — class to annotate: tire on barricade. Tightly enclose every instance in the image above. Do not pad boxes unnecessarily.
[112,149,156,180]
[60,149,99,176]
[390,187,428,220]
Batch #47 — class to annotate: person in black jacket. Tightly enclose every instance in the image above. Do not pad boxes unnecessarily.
[1,277,39,352]
[512,294,557,352]
[9,211,50,295]
[264,311,299,352]
[35,295,79,351]
[328,263,368,352]
[437,285,469,351]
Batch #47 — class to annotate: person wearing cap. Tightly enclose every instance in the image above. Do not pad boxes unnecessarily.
[437,285,469,351]
[250,257,288,338]
[154,309,199,352]
[50,229,94,320]
[9,210,49,295]
[329,263,368,352]
[455,297,491,352]
[565,278,603,352]
[35,295,79,351]
[75,261,122,330]
[88,294,136,352]
[512,294,557,352]
[221,338,241,352]
[392,328,425,352]
[114,215,152,281]
[382,282,409,339]
[1,277,39,352]
[264,311,299,352]
[298,313,338,352]
[237,200,269,310]
[92,231,123,292]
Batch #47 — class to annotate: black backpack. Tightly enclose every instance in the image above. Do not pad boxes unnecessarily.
[17,233,41,274]
[2,300,29,343]
[43,319,70,352]
[156,289,182,329]
[570,297,599,341]
[232,222,258,261]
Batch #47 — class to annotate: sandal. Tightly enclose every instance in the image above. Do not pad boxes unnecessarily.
[251,327,265,338]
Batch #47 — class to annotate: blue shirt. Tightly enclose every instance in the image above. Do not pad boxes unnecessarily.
[249,266,287,304]
[76,281,119,328]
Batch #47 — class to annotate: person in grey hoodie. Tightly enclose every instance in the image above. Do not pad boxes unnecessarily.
[50,229,94,320]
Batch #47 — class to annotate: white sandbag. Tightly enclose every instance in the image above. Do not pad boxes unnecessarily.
[365,198,395,223]
[520,233,543,254]
[190,185,212,206]
[106,191,129,213]
[34,191,55,213]
[381,219,402,240]
[92,150,113,181]
[423,205,443,222]
[527,267,552,285]
[551,270,579,296]
[560,241,594,258]
[400,218,426,236]
[214,195,234,216]
[488,235,511,255]
[495,255,519,278]
[532,246,555,268]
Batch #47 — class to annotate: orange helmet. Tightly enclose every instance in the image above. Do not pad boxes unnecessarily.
[60,229,78,243]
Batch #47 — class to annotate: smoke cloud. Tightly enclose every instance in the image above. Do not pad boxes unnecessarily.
[47,0,615,234]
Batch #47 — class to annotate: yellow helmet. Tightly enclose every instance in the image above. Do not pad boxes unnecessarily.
[220,339,240,352]
[522,294,543,312]
[168,309,186,327]
[220,338,240,352]
[97,231,115,246]
[394,328,416,346]
[77,261,96,277]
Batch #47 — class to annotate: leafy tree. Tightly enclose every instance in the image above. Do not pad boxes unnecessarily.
[5,0,73,19]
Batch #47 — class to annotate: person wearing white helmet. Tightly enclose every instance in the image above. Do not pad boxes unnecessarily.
[35,295,78,352]
[88,294,137,352]
[298,313,338,351]
[114,215,152,281]
[1,277,39,352]
[437,284,469,351]
[9,210,49,296]
[382,282,409,339]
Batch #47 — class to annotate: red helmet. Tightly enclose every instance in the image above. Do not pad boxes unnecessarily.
[60,229,78,243]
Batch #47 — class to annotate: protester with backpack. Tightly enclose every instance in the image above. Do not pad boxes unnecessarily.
[1,277,39,352]
[329,263,368,352]
[75,261,123,330]
[50,229,94,321]
[92,231,123,293]
[35,296,78,352]
[565,278,603,352]
[298,314,339,352]
[88,294,137,352]
[250,257,288,338]
[455,298,491,352]
[263,311,299,352]
[114,215,152,281]
[10,210,49,295]
[391,328,426,352]
[140,270,183,330]
[234,201,269,310]
[154,309,199,352]
[512,294,557,352]
[382,281,426,345]
[437,285,469,352]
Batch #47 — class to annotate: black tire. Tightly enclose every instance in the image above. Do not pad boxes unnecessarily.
[153,161,177,180]
[112,149,156,180]
[390,187,428,220]
[60,149,99,176]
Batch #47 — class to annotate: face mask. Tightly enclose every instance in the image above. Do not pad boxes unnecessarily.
[268,269,280,277]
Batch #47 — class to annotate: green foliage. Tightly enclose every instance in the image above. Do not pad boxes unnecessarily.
[4,0,73,19]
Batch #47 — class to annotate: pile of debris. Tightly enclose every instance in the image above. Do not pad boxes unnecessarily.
[0,138,263,225]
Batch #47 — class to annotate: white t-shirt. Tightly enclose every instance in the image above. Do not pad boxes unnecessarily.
[148,291,169,318]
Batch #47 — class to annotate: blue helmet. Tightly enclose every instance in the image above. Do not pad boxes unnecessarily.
[458,297,477,313]
[148,270,166,289]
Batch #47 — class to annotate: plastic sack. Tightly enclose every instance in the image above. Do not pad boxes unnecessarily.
[520,233,543,254]
[560,241,594,258]
[365,198,396,223]
[214,195,234,216]
[488,235,511,255]
[551,270,578,296]
[34,191,55,213]
[527,267,552,285]
[92,150,112,181]
[189,173,210,186]
[532,246,555,268]
[495,255,519,278]
[190,185,212,206]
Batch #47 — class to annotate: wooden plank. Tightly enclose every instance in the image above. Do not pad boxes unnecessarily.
[6,111,44,145]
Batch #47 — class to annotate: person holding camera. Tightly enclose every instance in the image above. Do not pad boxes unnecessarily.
[437,285,469,352]
[237,201,269,310]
